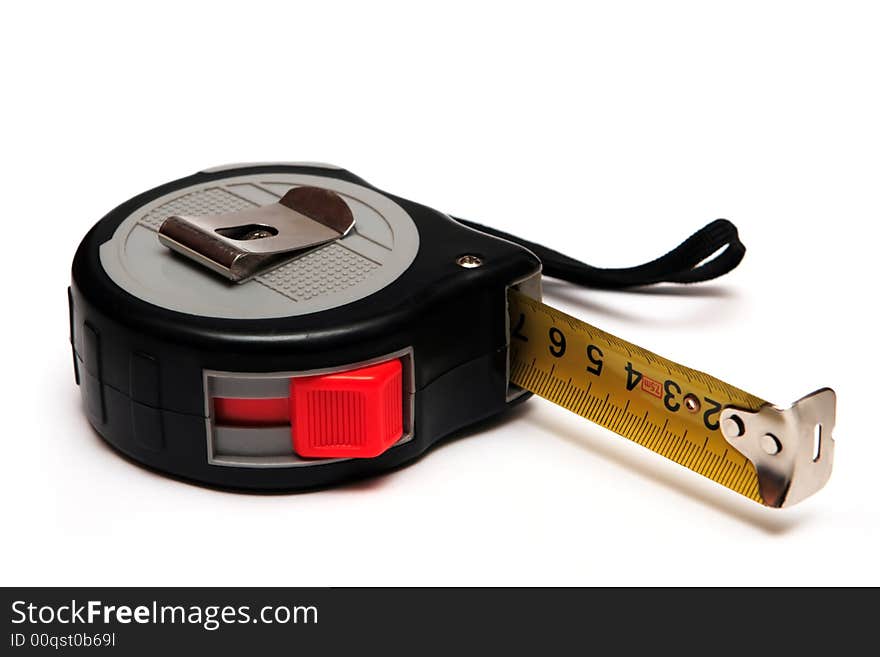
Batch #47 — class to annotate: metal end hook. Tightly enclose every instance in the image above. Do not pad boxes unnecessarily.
[157,186,356,282]
[720,388,836,508]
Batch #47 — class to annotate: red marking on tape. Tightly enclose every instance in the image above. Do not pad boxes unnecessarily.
[641,377,662,398]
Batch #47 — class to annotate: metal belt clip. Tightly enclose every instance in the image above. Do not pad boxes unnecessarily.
[158,186,356,282]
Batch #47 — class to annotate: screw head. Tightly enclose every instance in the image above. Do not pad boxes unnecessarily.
[243,229,274,240]
[456,255,483,268]
[722,415,745,438]
[761,433,782,455]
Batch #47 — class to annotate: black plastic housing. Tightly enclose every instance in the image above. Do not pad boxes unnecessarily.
[69,164,541,490]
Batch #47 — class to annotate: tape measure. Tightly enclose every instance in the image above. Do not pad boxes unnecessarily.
[69,162,835,507]
[507,291,834,507]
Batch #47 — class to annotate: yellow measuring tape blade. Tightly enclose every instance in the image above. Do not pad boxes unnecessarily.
[508,289,767,504]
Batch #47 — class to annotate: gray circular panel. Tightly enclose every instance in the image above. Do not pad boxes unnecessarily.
[100,172,420,319]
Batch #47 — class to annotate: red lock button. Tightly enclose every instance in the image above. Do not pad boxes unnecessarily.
[290,359,404,458]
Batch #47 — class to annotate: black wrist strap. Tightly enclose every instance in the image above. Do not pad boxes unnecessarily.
[453,217,746,289]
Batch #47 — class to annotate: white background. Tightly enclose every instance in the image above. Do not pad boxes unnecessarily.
[2,1,878,586]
